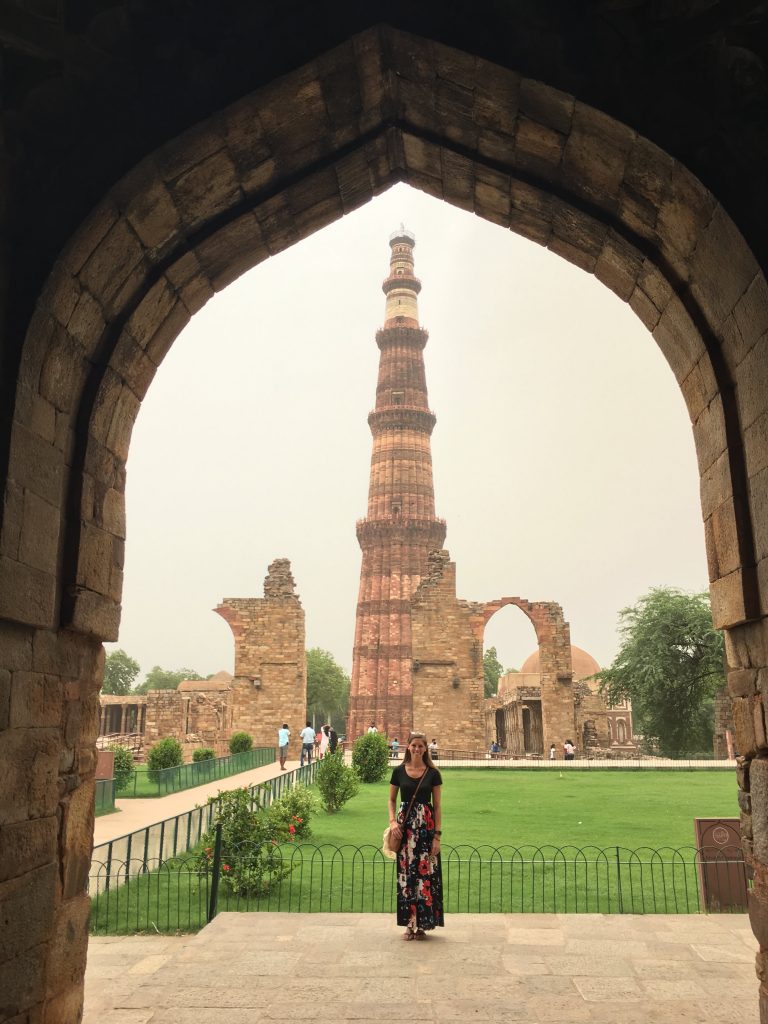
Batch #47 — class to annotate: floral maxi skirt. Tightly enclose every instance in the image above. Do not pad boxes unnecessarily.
[396,801,444,930]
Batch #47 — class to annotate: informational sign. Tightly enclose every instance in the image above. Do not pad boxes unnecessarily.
[694,817,748,912]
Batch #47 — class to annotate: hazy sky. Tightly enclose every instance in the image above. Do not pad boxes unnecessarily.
[108,183,706,681]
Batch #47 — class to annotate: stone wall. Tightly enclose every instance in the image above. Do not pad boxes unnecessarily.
[410,551,486,750]
[215,559,306,758]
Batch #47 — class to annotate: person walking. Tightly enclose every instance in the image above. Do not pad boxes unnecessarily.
[563,739,575,761]
[428,738,439,761]
[367,723,378,734]
[299,722,315,767]
[387,731,444,940]
[328,725,339,754]
[549,743,556,762]
[319,724,330,758]
[277,723,290,771]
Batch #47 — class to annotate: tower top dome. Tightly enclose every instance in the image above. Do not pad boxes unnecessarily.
[390,225,415,246]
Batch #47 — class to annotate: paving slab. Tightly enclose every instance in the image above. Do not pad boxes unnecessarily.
[83,912,760,1024]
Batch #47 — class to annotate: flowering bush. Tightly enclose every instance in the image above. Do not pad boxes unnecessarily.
[197,787,291,897]
[267,784,317,839]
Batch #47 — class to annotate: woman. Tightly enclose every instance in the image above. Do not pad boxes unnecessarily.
[387,731,444,940]
[318,724,330,758]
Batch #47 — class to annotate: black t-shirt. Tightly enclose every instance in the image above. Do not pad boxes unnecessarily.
[390,764,442,805]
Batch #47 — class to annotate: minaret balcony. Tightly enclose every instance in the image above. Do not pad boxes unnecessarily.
[382,275,422,295]
[356,516,447,546]
[368,407,437,434]
[375,325,429,349]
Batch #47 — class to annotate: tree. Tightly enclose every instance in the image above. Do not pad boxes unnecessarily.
[596,587,725,756]
[133,666,204,693]
[102,649,140,695]
[483,646,505,698]
[306,648,350,728]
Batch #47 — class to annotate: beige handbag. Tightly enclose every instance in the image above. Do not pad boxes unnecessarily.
[382,768,427,860]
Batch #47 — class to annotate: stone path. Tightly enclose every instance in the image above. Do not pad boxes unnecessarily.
[93,759,301,847]
[84,912,758,1023]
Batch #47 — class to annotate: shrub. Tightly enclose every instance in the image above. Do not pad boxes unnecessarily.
[108,744,134,793]
[146,736,183,781]
[229,731,253,754]
[268,784,317,839]
[351,732,390,782]
[197,787,290,897]
[192,747,215,762]
[316,750,359,813]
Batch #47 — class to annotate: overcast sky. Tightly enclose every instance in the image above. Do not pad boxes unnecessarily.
[108,183,707,681]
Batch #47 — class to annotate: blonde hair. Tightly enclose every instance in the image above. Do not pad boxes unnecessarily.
[403,732,436,768]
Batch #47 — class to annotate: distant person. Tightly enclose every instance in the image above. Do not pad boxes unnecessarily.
[319,724,330,758]
[277,723,290,771]
[549,744,556,762]
[429,738,439,761]
[490,740,500,758]
[391,737,399,759]
[328,725,339,754]
[300,722,316,766]
[563,739,575,761]
[367,723,378,734]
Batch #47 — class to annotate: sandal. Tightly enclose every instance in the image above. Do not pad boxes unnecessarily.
[403,928,415,941]
[414,930,427,940]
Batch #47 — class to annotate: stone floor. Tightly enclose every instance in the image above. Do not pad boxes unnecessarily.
[84,912,759,1023]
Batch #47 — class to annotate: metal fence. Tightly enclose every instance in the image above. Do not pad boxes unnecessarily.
[91,760,319,887]
[88,837,748,934]
[95,778,116,816]
[116,746,275,797]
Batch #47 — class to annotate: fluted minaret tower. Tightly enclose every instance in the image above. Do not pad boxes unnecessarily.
[347,228,446,741]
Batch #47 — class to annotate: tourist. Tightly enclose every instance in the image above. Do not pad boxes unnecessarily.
[549,744,556,761]
[299,722,315,766]
[387,731,444,940]
[428,738,439,761]
[328,725,339,754]
[277,722,290,771]
[563,738,575,761]
[490,740,500,758]
[390,737,399,759]
[319,724,330,758]
[367,722,378,734]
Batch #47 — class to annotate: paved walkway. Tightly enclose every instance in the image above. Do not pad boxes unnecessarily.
[93,759,302,846]
[84,912,758,1023]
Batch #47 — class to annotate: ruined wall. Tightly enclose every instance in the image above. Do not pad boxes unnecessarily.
[215,559,306,757]
[410,551,486,750]
[714,685,735,758]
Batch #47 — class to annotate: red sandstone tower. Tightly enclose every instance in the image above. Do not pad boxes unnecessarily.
[347,228,446,740]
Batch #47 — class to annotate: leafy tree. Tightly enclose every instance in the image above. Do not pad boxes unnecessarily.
[306,648,350,728]
[133,666,204,693]
[103,649,140,695]
[316,750,359,813]
[483,646,505,698]
[596,587,725,756]
[352,732,390,782]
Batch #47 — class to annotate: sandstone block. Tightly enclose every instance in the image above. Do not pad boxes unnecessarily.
[170,149,242,232]
[651,296,702,387]
[745,407,768,481]
[0,557,56,630]
[656,162,716,266]
[65,288,106,354]
[79,216,145,316]
[561,103,634,206]
[76,523,113,596]
[0,622,34,673]
[44,894,91,999]
[0,816,57,884]
[750,760,768,866]
[8,422,64,509]
[18,492,59,577]
[692,394,727,478]
[0,727,60,825]
[60,782,95,900]
[514,116,565,173]
[117,159,182,255]
[0,945,47,1020]
[519,78,573,134]
[0,862,58,960]
[690,203,760,333]
[10,673,63,729]
[730,669,759,698]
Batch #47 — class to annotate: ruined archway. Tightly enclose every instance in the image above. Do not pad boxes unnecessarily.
[2,24,768,1022]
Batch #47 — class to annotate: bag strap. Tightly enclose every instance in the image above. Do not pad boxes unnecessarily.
[400,766,429,823]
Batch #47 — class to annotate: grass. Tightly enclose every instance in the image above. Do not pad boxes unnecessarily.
[306,768,739,850]
[89,769,743,933]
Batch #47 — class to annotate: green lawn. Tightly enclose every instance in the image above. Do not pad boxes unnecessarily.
[306,769,739,850]
[90,769,743,933]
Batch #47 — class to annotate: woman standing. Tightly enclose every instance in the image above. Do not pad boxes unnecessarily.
[387,732,444,940]
[318,724,330,758]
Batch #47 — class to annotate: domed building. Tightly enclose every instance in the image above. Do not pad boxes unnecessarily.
[492,644,637,756]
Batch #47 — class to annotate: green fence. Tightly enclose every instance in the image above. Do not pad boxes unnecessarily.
[117,746,274,797]
[95,778,116,816]
[88,839,749,934]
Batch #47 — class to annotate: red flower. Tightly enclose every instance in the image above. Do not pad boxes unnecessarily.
[425,893,433,906]
[418,859,430,876]
[223,864,230,872]
[289,824,296,834]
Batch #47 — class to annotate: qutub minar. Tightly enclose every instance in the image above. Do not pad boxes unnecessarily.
[347,228,446,741]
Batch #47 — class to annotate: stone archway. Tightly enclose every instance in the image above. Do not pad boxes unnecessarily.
[2,24,768,1022]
